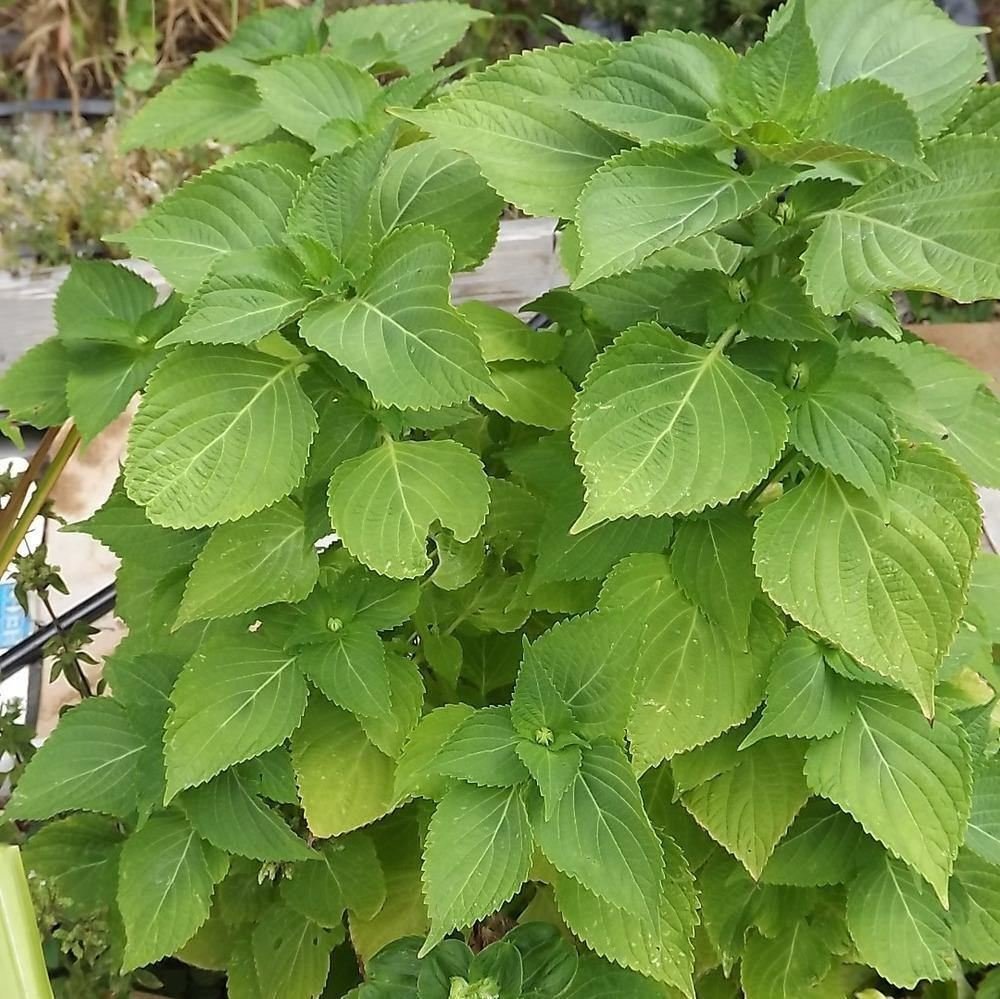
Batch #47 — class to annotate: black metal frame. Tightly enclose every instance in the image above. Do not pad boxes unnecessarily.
[0,583,116,684]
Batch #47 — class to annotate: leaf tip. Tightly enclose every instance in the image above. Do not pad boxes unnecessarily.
[568,508,603,535]
[417,928,445,959]
[916,689,935,723]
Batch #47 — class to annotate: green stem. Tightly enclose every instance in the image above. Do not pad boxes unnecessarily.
[0,847,53,999]
[39,592,93,699]
[0,428,59,555]
[707,324,741,353]
[0,429,80,579]
[953,962,974,999]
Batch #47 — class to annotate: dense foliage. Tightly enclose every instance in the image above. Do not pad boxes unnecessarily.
[3,1,1000,996]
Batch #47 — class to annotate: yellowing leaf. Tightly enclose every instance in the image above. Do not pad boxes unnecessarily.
[292,699,396,837]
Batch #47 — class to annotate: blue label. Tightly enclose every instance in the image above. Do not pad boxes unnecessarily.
[0,580,31,649]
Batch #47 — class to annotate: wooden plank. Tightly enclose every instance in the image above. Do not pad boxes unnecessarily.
[912,324,1000,545]
[912,322,1000,388]
[453,217,565,313]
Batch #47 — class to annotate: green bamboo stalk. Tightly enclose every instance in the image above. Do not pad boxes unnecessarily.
[0,847,53,999]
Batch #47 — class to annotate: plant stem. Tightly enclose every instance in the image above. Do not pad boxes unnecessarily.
[0,427,59,553]
[707,324,740,353]
[953,964,974,999]
[443,579,488,637]
[0,428,81,579]
[39,591,93,699]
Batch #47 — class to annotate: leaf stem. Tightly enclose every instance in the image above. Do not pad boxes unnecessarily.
[707,324,741,354]
[443,580,487,637]
[0,427,81,578]
[38,591,93,699]
[953,964,974,999]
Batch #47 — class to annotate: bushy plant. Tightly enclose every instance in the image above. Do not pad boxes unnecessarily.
[0,118,215,270]
[3,1,1000,997]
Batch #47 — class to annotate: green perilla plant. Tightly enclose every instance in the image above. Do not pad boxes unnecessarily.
[3,1,1000,996]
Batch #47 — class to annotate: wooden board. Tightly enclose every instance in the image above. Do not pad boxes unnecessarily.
[910,323,1000,549]
[912,321,1000,388]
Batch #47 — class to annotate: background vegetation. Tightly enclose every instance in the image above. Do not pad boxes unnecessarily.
[3,1,997,272]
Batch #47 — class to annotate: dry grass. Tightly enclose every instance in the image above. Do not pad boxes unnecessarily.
[0,0,779,107]
[0,0,304,104]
